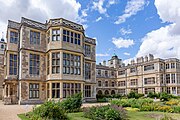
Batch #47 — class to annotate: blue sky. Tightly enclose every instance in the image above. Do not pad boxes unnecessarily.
[0,0,180,64]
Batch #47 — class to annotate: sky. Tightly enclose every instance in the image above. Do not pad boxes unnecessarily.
[0,0,180,65]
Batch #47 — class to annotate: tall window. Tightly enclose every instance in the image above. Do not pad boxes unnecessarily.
[98,81,101,87]
[30,31,40,45]
[52,29,60,41]
[130,79,138,86]
[85,85,91,97]
[105,71,108,77]
[63,29,81,45]
[167,87,171,94]
[172,87,176,94]
[9,54,17,75]
[97,70,101,76]
[105,81,108,87]
[10,31,18,44]
[165,63,170,69]
[112,81,115,87]
[84,44,91,57]
[63,53,81,75]
[144,77,155,84]
[171,74,176,83]
[85,62,91,79]
[52,52,60,74]
[144,64,154,71]
[29,54,40,75]
[171,63,175,68]
[52,83,60,98]
[63,83,81,98]
[166,74,170,84]
[29,83,39,99]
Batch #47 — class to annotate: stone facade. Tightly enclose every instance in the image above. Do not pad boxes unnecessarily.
[3,17,96,104]
[96,54,180,96]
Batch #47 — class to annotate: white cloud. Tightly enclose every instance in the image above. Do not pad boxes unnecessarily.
[96,53,110,57]
[92,0,107,15]
[107,0,117,7]
[120,28,132,35]
[124,52,130,56]
[115,0,146,24]
[0,0,85,36]
[96,17,102,22]
[112,37,134,49]
[136,0,180,59]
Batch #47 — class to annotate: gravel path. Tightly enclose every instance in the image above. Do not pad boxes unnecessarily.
[0,101,108,120]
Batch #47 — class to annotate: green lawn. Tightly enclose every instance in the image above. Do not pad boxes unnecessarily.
[18,111,180,120]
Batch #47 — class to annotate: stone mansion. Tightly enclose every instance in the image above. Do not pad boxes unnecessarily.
[0,17,180,104]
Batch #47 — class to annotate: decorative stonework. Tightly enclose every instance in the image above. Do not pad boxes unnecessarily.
[8,20,20,30]
[85,37,96,45]
[21,17,46,30]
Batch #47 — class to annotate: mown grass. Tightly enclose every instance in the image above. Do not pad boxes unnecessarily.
[18,111,180,120]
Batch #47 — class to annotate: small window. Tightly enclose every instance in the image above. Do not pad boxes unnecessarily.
[1,44,4,49]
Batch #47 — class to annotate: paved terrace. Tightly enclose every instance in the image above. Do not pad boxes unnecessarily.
[0,101,109,120]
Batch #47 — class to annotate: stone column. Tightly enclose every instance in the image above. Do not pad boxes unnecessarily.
[4,84,7,97]
[49,82,52,99]
[60,82,63,99]
[8,84,10,97]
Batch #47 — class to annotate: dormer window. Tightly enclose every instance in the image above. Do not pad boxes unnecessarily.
[10,31,18,44]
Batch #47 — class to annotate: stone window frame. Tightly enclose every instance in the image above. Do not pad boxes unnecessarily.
[171,63,175,69]
[29,83,39,99]
[85,62,91,79]
[52,52,60,74]
[130,67,136,73]
[111,81,115,87]
[63,53,81,75]
[30,30,40,45]
[52,29,60,41]
[118,70,125,75]
[63,83,81,98]
[165,63,170,69]
[10,31,18,44]
[84,44,91,57]
[144,77,155,84]
[144,64,154,71]
[9,54,17,75]
[105,81,108,87]
[130,79,138,86]
[29,53,40,75]
[98,81,102,87]
[166,74,170,84]
[52,83,60,98]
[118,81,126,87]
[171,73,176,83]
[85,85,91,97]
[172,87,176,94]
[63,29,81,45]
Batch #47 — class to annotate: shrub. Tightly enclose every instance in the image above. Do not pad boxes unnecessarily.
[29,101,67,120]
[158,106,173,112]
[147,92,160,98]
[83,105,127,120]
[124,107,140,112]
[61,93,82,113]
[165,99,179,106]
[172,106,180,113]
[160,92,173,101]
